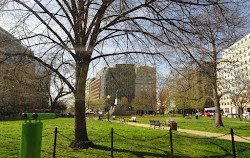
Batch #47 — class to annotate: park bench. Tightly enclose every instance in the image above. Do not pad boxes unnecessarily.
[149,120,162,129]
[149,120,155,127]
[129,116,136,122]
[154,120,161,129]
[120,118,127,124]
[185,115,192,119]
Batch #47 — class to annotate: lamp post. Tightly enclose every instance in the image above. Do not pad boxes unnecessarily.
[107,95,111,121]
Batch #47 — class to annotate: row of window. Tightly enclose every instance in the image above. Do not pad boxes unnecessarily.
[222,71,249,79]
[136,85,152,88]
[220,102,233,106]
[233,35,250,48]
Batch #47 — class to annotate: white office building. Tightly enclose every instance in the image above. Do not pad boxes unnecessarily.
[217,33,250,116]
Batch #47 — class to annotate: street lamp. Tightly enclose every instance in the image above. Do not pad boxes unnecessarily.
[107,95,111,121]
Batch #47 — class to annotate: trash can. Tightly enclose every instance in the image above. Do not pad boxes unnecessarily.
[170,121,177,130]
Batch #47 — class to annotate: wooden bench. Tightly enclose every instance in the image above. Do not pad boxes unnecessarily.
[149,120,155,127]
[185,115,192,119]
[149,120,162,129]
[154,120,161,129]
[120,118,127,124]
[129,116,136,122]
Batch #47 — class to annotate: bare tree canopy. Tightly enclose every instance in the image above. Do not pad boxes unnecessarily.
[164,3,247,127]
[0,0,246,148]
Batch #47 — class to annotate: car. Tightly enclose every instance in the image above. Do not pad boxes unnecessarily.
[242,113,250,119]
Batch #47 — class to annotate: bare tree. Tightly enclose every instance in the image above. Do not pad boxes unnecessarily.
[168,4,246,127]
[1,0,234,148]
[48,73,72,112]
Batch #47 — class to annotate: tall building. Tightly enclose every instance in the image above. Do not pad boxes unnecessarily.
[0,27,50,115]
[100,64,136,106]
[135,66,156,97]
[87,64,157,112]
[89,68,106,101]
[218,33,250,115]
[134,66,157,113]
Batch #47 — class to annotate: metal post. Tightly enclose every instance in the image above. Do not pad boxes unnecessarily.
[231,128,236,158]
[53,127,58,158]
[19,121,43,158]
[108,111,110,122]
[111,128,113,158]
[170,128,173,158]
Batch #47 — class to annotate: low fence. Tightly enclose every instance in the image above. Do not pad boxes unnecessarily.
[0,128,250,157]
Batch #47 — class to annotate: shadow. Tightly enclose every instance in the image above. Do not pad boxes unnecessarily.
[209,142,231,155]
[92,144,244,158]
[92,144,181,158]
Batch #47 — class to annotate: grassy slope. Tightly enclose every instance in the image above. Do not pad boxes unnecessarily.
[0,118,249,158]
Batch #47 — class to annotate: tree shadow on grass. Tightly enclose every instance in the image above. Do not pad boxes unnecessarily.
[202,142,232,158]
[93,144,183,158]
[92,143,247,158]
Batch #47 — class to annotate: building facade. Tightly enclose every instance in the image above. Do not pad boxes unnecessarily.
[0,27,50,115]
[87,64,157,112]
[218,33,250,115]
[135,66,156,97]
[134,66,157,113]
[100,64,136,106]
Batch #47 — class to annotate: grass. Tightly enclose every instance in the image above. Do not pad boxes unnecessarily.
[0,117,249,158]
[118,115,250,137]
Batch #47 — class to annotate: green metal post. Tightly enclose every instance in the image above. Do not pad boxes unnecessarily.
[19,113,56,158]
[19,120,43,158]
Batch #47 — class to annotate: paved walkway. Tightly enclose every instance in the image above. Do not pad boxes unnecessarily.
[110,120,250,143]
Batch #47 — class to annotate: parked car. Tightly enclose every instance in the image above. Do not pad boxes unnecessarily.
[242,113,250,119]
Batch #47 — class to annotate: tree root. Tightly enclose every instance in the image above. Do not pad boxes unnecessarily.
[69,140,94,149]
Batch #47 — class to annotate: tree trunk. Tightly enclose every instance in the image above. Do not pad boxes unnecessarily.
[213,95,223,127]
[212,44,223,127]
[182,102,186,117]
[69,56,94,149]
[51,101,56,113]
[239,107,243,121]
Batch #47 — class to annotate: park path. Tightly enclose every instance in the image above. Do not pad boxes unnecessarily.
[110,120,250,143]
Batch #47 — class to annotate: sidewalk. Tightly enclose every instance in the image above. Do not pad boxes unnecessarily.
[111,120,250,143]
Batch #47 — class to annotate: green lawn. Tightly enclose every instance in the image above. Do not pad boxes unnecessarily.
[120,115,250,137]
[0,118,249,158]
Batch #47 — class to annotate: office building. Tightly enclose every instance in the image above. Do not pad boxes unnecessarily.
[0,27,50,115]
[217,33,250,115]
